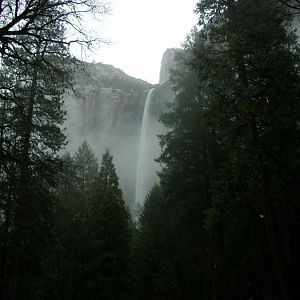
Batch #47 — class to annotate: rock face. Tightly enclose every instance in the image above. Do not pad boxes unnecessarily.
[133,80,175,205]
[159,48,179,85]
[292,14,300,38]
[64,50,179,208]
[64,62,152,206]
[135,50,179,204]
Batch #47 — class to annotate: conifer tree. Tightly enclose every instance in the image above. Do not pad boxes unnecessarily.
[0,27,70,300]
[134,184,180,300]
[85,150,132,300]
[65,141,99,216]
[156,1,300,299]
[193,1,300,298]
[73,141,99,193]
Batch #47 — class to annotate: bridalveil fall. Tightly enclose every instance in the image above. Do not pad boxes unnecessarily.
[135,88,156,205]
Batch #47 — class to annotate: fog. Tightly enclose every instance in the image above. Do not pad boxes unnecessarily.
[62,60,173,207]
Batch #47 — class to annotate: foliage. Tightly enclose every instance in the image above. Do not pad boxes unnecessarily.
[85,150,133,300]
[0,29,70,300]
[134,184,180,300]
[151,0,300,299]
[0,0,109,64]
[1,0,300,299]
[0,0,109,298]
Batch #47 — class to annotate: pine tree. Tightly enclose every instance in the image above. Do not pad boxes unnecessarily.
[0,8,71,300]
[85,150,132,300]
[67,141,99,216]
[73,140,98,194]
[0,1,108,299]
[193,1,300,298]
[134,184,180,300]
[155,1,300,299]
[157,35,222,300]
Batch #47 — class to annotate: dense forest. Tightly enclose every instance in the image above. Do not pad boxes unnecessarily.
[1,0,300,299]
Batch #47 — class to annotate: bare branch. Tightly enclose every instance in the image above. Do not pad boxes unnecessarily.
[279,0,300,11]
[0,0,110,62]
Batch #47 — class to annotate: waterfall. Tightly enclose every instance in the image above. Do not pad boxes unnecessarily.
[135,88,155,205]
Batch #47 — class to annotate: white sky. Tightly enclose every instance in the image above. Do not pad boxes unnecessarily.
[74,0,199,84]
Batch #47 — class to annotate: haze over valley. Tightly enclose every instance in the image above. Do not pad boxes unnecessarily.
[1,1,300,299]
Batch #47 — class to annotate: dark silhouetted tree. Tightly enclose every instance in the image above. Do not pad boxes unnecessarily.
[85,150,132,300]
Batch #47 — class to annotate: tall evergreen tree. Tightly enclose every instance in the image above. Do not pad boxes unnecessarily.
[155,1,300,299]
[62,141,99,216]
[45,143,98,299]
[73,141,99,193]
[134,184,180,300]
[85,150,132,300]
[0,41,69,300]
[193,1,300,298]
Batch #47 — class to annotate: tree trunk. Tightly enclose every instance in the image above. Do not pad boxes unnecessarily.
[7,60,38,300]
[261,172,295,300]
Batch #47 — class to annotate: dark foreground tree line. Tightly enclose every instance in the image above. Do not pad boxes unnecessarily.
[1,0,300,299]
[141,0,299,299]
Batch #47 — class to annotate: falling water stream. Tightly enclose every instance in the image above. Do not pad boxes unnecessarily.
[135,88,155,205]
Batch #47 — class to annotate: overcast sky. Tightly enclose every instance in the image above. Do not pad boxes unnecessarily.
[74,0,199,84]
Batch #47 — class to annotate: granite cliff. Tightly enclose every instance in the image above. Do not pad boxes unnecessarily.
[64,50,178,207]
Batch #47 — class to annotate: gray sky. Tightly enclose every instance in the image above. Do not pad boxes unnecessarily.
[73,0,198,84]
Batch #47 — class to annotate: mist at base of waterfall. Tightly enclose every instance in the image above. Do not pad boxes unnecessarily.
[63,61,173,209]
